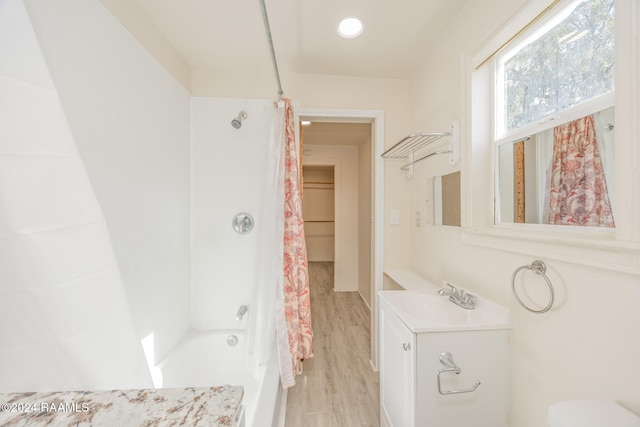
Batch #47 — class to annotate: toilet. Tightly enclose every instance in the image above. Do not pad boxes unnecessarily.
[548,400,640,427]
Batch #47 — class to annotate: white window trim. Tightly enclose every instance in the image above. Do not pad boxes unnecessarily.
[495,92,615,148]
[461,0,640,275]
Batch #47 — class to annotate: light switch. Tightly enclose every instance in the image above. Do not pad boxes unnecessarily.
[390,209,401,225]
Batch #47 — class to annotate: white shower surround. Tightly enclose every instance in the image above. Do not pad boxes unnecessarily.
[191,96,287,381]
[0,0,153,392]
[24,0,193,363]
[2,1,284,424]
[190,97,274,332]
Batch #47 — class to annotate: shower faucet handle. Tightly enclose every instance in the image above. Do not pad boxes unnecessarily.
[236,305,248,321]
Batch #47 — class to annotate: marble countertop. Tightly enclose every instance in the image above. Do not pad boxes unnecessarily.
[0,386,244,426]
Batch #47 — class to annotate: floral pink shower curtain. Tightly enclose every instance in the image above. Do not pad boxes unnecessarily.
[279,98,313,388]
[545,115,614,227]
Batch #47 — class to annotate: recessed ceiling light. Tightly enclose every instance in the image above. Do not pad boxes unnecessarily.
[337,17,363,38]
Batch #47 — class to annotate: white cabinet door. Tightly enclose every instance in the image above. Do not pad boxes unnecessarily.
[380,300,415,427]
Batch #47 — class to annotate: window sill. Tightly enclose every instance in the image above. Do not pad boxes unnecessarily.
[461,225,640,275]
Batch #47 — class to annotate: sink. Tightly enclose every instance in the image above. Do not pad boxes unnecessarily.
[379,290,510,333]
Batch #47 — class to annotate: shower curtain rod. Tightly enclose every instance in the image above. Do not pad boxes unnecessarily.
[259,0,284,97]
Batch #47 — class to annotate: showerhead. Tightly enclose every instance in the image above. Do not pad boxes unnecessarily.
[231,111,248,129]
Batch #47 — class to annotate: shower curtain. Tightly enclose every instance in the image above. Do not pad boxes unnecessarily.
[249,98,313,388]
[247,102,285,377]
[544,115,615,227]
[278,98,313,387]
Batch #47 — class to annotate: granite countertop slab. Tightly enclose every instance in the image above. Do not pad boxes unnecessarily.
[0,385,244,427]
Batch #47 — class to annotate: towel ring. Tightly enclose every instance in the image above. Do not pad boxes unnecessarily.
[511,260,554,314]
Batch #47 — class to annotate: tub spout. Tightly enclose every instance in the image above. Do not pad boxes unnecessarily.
[236,305,248,321]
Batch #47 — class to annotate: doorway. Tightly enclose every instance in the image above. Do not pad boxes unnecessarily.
[301,123,369,297]
[285,111,383,424]
[297,108,384,369]
[302,165,335,263]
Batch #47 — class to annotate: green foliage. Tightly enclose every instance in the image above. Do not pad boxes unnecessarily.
[503,0,615,132]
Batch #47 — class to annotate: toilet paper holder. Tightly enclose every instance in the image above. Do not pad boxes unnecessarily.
[437,352,481,395]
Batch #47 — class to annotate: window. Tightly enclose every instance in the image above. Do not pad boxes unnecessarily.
[494,0,616,227]
[497,0,615,136]
[465,0,640,273]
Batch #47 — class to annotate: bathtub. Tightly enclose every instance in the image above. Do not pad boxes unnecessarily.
[157,330,283,427]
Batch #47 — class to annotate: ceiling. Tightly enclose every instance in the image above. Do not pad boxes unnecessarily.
[131,0,467,80]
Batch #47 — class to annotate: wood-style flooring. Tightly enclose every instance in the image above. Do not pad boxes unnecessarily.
[284,261,380,426]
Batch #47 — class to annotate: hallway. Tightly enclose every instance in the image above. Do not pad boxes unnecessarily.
[284,262,380,426]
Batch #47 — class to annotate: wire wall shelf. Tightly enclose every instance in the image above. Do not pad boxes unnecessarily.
[382,120,459,177]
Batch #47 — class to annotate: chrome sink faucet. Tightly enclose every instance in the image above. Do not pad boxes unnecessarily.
[437,282,476,310]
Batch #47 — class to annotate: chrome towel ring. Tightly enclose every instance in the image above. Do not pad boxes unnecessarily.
[511,260,555,314]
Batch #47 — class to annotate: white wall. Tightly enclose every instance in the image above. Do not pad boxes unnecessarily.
[98,0,191,91]
[25,0,192,362]
[190,97,273,330]
[408,1,640,427]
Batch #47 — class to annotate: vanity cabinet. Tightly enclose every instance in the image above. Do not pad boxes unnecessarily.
[379,293,510,427]
[379,297,416,426]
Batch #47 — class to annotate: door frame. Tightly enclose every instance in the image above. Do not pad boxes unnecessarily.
[296,107,384,370]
